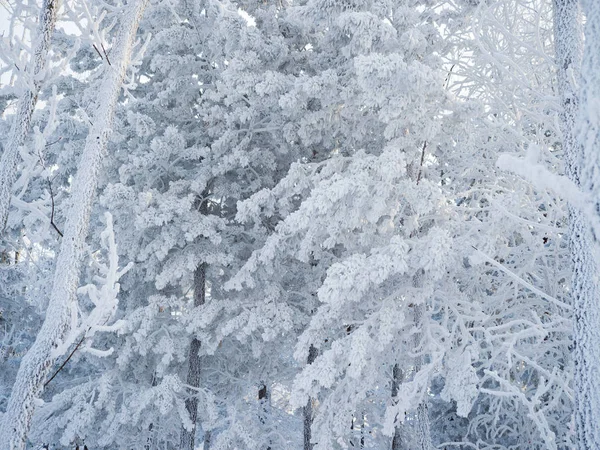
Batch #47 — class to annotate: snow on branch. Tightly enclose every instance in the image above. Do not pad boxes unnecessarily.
[497,145,600,239]
[51,212,133,360]
[496,146,585,209]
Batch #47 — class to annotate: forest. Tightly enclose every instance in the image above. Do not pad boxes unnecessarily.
[0,0,599,449]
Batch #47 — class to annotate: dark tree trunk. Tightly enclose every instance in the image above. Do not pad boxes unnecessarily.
[258,382,271,450]
[180,263,207,450]
[303,345,318,450]
[391,364,404,450]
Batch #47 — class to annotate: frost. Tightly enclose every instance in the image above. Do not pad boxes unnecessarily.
[440,347,479,417]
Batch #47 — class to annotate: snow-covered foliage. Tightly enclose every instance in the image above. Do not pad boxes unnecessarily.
[0,0,594,448]
[0,1,149,448]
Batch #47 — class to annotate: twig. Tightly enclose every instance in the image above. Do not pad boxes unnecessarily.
[44,332,87,387]
[416,141,427,185]
[92,44,103,61]
[35,143,64,238]
[444,64,456,90]
[101,42,111,66]
[471,246,572,310]
[44,137,62,148]
[47,177,63,238]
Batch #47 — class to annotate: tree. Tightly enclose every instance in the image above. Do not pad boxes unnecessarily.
[0,0,58,231]
[0,0,586,448]
[0,1,149,447]
[29,1,308,447]
[573,0,600,447]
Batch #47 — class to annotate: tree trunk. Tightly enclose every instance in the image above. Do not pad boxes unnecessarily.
[554,0,584,183]
[0,2,149,448]
[303,345,318,450]
[415,402,432,450]
[203,430,211,450]
[258,382,271,450]
[412,270,433,450]
[360,412,365,449]
[180,263,207,450]
[573,1,600,447]
[0,0,58,231]
[413,305,433,450]
[391,364,403,450]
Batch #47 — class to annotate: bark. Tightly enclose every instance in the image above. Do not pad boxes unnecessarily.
[360,412,365,449]
[415,402,432,450]
[0,2,149,448]
[0,0,58,231]
[203,431,211,450]
[391,364,403,450]
[303,345,318,450]
[412,271,433,450]
[180,194,211,450]
[554,0,584,184]
[573,1,600,447]
[258,382,271,450]
[180,263,207,450]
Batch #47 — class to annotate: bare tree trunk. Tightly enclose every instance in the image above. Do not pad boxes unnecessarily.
[203,430,211,450]
[180,193,211,450]
[180,263,207,450]
[391,364,403,450]
[360,412,366,449]
[573,0,600,447]
[0,2,149,448]
[0,0,58,231]
[303,345,318,450]
[258,382,271,450]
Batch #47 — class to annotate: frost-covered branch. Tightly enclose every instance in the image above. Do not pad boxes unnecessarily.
[51,212,132,361]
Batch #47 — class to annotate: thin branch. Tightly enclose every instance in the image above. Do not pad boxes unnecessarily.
[472,246,572,310]
[92,43,103,61]
[416,141,427,185]
[101,42,111,66]
[44,332,86,387]
[45,136,62,148]
[47,177,63,238]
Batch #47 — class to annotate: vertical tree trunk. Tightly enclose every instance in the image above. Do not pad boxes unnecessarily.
[0,0,58,231]
[391,364,403,450]
[413,304,433,450]
[554,0,584,185]
[415,402,432,450]
[412,270,433,450]
[180,193,210,450]
[360,412,366,449]
[303,345,318,450]
[574,1,600,447]
[258,382,271,450]
[0,2,149,448]
[180,263,207,450]
[203,430,211,450]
